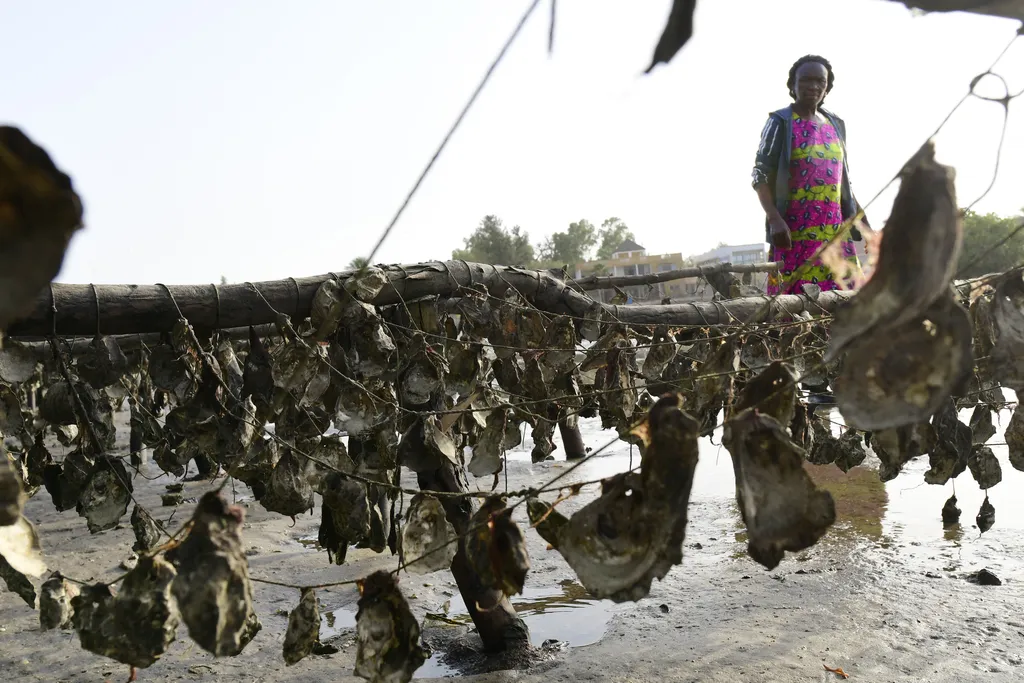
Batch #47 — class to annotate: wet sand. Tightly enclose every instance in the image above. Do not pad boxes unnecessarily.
[2,407,1023,682]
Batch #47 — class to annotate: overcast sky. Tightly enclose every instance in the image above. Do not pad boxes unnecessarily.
[2,0,1022,285]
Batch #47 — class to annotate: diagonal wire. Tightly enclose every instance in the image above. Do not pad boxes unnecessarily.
[360,0,545,267]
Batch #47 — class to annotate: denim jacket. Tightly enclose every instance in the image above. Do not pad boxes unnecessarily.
[751,105,862,243]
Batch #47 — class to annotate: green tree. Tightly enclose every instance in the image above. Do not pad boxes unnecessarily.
[539,219,597,265]
[348,256,370,270]
[452,215,535,265]
[957,209,1024,278]
[595,218,636,260]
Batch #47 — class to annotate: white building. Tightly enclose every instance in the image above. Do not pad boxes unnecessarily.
[693,243,770,267]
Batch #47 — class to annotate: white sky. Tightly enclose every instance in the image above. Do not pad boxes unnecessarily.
[2,0,1022,285]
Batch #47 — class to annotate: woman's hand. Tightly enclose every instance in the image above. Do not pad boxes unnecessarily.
[769,214,792,250]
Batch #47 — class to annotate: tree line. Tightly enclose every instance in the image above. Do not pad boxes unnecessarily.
[956,208,1024,278]
[446,215,637,269]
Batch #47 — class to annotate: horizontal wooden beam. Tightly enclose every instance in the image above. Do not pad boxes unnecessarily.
[572,261,780,291]
[4,261,848,339]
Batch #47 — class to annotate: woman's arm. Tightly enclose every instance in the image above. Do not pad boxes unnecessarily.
[751,116,781,190]
[752,116,791,249]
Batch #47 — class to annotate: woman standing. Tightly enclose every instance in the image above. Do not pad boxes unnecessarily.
[752,55,867,295]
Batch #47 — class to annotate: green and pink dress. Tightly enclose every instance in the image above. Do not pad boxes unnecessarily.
[766,113,859,295]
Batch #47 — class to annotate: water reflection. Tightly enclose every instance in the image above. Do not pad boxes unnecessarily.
[881,408,1024,581]
[318,579,612,679]
[551,408,1024,581]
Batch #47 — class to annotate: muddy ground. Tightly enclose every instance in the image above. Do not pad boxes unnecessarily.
[2,407,1023,683]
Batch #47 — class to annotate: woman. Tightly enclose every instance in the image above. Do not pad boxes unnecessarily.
[752,55,867,296]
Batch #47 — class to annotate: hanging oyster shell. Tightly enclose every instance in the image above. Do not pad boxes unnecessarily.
[465,496,530,597]
[399,493,457,574]
[530,393,700,602]
[869,422,936,481]
[242,326,274,405]
[833,431,867,473]
[0,126,83,331]
[76,458,133,533]
[25,431,51,489]
[0,453,25,526]
[271,339,331,407]
[75,335,128,389]
[344,265,389,301]
[595,339,638,433]
[968,445,1002,490]
[723,410,835,570]
[0,341,37,384]
[826,141,960,361]
[129,398,163,452]
[445,340,487,396]
[691,338,739,435]
[39,570,78,630]
[166,492,262,656]
[491,355,523,395]
[148,344,198,403]
[0,514,46,606]
[941,494,961,527]
[467,408,520,478]
[977,494,995,533]
[924,402,972,486]
[986,269,1024,391]
[398,335,445,407]
[398,416,458,474]
[641,327,677,381]
[1005,404,1024,472]
[739,334,772,372]
[131,504,161,553]
[283,587,320,665]
[0,384,25,436]
[338,299,397,379]
[71,555,179,668]
[530,417,557,464]
[969,404,997,446]
[541,315,579,376]
[732,361,798,427]
[833,292,973,431]
[354,570,428,683]
[42,448,95,512]
[807,419,840,466]
[259,448,315,517]
[321,471,371,545]
[333,380,398,438]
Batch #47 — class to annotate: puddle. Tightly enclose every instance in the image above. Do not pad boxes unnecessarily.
[319,605,357,641]
[297,534,321,550]
[455,579,613,647]
[318,579,614,678]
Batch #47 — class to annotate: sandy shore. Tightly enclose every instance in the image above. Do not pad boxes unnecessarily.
[2,410,1022,683]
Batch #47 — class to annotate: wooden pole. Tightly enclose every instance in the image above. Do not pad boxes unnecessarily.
[570,261,780,290]
[6,262,852,339]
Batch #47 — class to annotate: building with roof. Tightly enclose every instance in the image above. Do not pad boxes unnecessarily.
[572,240,700,304]
[609,238,647,260]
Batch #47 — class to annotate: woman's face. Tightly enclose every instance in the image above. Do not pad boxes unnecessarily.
[794,62,828,107]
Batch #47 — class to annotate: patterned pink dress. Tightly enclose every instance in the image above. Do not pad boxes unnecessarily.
[766,113,858,295]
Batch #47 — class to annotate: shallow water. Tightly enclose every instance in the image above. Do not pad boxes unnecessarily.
[317,579,614,678]
[444,579,616,648]
[513,408,1024,581]
[881,408,1024,582]
[312,403,1024,678]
